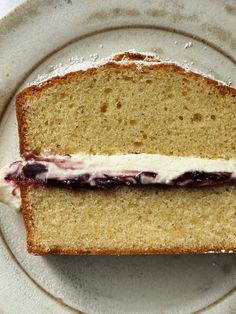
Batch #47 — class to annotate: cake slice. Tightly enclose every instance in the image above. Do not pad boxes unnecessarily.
[15,52,236,255]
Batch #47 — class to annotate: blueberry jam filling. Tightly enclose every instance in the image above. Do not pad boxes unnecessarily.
[47,171,235,189]
[172,171,233,187]
[23,163,47,179]
[4,161,235,189]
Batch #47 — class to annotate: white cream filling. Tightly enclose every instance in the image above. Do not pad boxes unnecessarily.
[0,163,21,211]
[0,153,236,211]
[49,153,236,181]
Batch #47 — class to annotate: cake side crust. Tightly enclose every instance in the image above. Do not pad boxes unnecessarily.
[21,186,36,252]
[28,244,236,256]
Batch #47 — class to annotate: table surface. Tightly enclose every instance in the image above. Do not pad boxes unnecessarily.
[0,0,24,19]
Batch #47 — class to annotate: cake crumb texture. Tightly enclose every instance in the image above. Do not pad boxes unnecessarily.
[23,185,236,254]
[17,63,236,158]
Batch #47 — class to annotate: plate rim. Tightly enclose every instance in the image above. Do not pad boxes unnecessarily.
[0,0,236,313]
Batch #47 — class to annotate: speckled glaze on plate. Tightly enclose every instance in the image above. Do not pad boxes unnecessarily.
[0,0,236,313]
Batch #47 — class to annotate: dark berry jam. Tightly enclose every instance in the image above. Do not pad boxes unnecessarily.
[22,163,47,179]
[172,171,233,187]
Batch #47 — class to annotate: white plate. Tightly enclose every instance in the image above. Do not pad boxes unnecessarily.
[0,0,236,313]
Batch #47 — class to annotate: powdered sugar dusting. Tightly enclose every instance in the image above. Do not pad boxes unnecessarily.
[205,249,235,254]
[28,51,233,88]
[90,53,99,62]
[184,42,193,49]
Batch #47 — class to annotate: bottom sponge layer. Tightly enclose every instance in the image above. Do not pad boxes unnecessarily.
[22,185,236,254]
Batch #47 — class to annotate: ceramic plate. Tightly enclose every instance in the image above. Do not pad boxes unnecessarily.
[0,0,236,313]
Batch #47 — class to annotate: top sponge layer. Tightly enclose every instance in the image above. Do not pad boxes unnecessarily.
[16,52,236,159]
